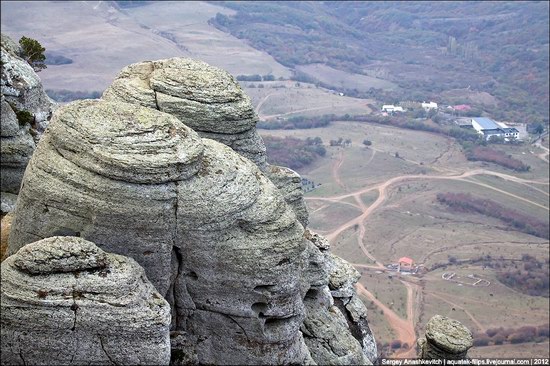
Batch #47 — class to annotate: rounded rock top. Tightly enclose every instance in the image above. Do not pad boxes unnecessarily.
[13,236,108,274]
[47,99,204,183]
[425,315,474,353]
[150,58,244,103]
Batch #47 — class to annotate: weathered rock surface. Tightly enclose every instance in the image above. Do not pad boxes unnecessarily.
[8,99,314,364]
[1,34,55,203]
[102,57,309,227]
[102,58,267,169]
[6,58,377,364]
[301,233,377,365]
[1,236,171,365]
[418,315,473,360]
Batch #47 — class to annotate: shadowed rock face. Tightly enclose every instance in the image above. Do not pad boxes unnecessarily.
[7,58,377,365]
[1,34,55,204]
[1,236,171,365]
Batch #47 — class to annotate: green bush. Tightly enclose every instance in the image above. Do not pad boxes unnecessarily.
[16,110,34,126]
[19,36,46,72]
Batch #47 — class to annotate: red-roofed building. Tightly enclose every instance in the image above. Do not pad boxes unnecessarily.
[398,257,414,272]
[453,104,471,111]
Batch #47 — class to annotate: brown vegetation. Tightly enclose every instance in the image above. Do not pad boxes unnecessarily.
[437,192,548,239]
[465,146,530,172]
[263,135,326,170]
[473,323,549,347]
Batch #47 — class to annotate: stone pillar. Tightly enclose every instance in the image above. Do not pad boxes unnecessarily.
[417,315,473,360]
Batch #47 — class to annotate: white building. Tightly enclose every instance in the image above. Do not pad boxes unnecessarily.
[471,117,519,141]
[421,101,438,110]
[382,105,404,113]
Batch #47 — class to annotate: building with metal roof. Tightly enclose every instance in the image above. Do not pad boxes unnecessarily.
[471,117,519,141]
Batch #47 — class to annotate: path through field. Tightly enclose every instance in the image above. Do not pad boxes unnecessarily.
[307,149,550,357]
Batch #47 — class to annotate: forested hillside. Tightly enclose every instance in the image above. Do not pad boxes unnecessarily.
[210,1,549,124]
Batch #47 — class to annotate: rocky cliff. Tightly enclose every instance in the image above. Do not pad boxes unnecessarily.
[3,57,377,365]
[1,34,55,212]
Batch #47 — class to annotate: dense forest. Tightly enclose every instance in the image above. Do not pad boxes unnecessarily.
[211,1,549,124]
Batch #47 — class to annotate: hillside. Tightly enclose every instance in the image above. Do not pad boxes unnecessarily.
[211,1,549,124]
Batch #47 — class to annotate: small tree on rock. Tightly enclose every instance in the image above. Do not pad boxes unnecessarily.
[18,36,47,72]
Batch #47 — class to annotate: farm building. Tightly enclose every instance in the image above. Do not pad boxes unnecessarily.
[471,117,519,141]
[382,104,404,113]
[421,101,438,110]
[398,257,414,272]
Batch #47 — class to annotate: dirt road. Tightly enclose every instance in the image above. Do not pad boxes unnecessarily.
[308,148,549,353]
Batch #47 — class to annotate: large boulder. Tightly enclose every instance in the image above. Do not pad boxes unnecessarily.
[102,58,266,169]
[1,236,171,365]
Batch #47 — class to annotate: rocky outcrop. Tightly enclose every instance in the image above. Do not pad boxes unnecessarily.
[1,236,171,365]
[302,230,377,364]
[101,57,309,226]
[1,34,55,207]
[7,99,314,364]
[6,58,376,364]
[102,58,267,169]
[417,315,473,360]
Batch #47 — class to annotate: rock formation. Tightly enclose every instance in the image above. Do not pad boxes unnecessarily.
[1,236,171,365]
[1,33,55,210]
[102,58,308,226]
[417,315,473,360]
[6,57,376,364]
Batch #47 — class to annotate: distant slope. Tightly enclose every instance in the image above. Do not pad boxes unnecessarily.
[0,1,291,92]
[210,1,549,124]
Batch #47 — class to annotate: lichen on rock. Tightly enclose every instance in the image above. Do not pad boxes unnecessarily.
[5,57,377,365]
[1,236,171,365]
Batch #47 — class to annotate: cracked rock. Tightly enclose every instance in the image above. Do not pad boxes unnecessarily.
[1,236,171,365]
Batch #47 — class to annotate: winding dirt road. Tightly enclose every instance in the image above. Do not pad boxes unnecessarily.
[308,147,549,356]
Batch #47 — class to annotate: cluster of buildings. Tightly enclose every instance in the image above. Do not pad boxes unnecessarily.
[386,257,418,274]
[381,101,438,115]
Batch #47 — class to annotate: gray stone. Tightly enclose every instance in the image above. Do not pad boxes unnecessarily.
[1,33,56,200]
[1,236,171,365]
[418,315,473,360]
[0,192,17,213]
[301,300,371,365]
[7,58,378,365]
[101,57,312,227]
[1,97,19,137]
[328,253,361,298]
[102,58,266,168]
[8,99,313,364]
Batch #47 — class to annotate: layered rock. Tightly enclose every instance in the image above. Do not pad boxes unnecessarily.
[302,230,377,364]
[417,315,473,360]
[6,58,377,364]
[102,58,266,169]
[1,236,171,365]
[101,57,308,226]
[8,99,314,364]
[1,34,55,207]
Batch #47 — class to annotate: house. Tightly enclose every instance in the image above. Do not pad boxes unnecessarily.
[398,257,414,272]
[453,104,471,112]
[421,101,438,111]
[382,105,404,113]
[471,117,519,141]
